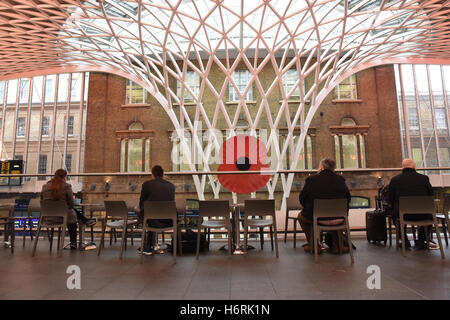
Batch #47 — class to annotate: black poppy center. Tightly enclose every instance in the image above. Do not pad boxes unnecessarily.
[236,156,251,171]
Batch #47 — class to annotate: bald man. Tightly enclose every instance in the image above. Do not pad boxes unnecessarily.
[388,159,434,249]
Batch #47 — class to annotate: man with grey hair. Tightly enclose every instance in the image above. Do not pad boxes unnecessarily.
[388,158,435,249]
[298,157,351,253]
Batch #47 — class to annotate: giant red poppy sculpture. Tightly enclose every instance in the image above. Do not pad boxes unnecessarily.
[218,135,271,194]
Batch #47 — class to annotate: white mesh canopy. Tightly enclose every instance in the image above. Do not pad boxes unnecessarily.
[0,0,449,201]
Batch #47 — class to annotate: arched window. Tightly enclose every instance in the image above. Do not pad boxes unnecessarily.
[119,122,151,172]
[331,117,368,168]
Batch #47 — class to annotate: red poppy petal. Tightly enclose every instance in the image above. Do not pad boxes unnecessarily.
[218,164,270,194]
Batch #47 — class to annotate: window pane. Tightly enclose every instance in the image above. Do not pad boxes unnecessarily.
[19,79,29,103]
[335,75,357,99]
[0,81,5,102]
[145,139,150,172]
[306,135,312,169]
[16,117,25,137]
[68,116,74,135]
[65,154,72,173]
[41,117,50,136]
[282,69,301,97]
[342,135,358,168]
[229,70,252,101]
[38,154,47,180]
[120,139,126,172]
[334,135,341,168]
[128,139,143,172]
[412,147,423,167]
[126,80,146,104]
[45,77,55,103]
[359,135,366,168]
[177,71,200,101]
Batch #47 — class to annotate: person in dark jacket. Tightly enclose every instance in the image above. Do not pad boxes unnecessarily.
[41,169,95,249]
[298,158,351,253]
[388,159,435,249]
[138,165,175,255]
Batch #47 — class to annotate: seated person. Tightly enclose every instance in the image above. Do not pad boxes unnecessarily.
[138,165,175,255]
[388,159,436,249]
[41,169,96,249]
[297,158,351,253]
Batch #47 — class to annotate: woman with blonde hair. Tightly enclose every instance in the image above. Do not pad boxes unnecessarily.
[41,169,95,249]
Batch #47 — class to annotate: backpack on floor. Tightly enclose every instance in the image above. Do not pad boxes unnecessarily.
[366,210,387,244]
[168,229,209,253]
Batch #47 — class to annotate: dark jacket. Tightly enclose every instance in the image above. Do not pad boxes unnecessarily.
[388,168,433,220]
[41,180,77,224]
[299,169,351,220]
[139,176,175,213]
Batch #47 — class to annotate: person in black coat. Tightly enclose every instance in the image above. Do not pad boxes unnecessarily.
[138,165,175,255]
[388,159,434,248]
[298,158,351,252]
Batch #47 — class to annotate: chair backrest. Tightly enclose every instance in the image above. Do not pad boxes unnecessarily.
[442,195,450,215]
[313,199,348,220]
[244,199,275,218]
[285,195,301,211]
[143,201,177,222]
[399,196,435,217]
[104,201,129,219]
[28,198,41,213]
[40,199,68,219]
[125,199,139,211]
[237,194,251,204]
[199,200,231,218]
[175,198,186,215]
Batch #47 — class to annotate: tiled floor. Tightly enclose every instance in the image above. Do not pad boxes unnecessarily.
[0,236,449,300]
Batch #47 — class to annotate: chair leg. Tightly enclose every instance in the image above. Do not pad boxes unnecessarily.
[284,211,289,243]
[119,228,126,260]
[140,230,145,264]
[244,222,248,253]
[97,223,106,256]
[259,227,264,250]
[400,219,406,257]
[130,227,134,246]
[441,219,448,246]
[196,226,201,260]
[32,224,41,257]
[433,218,445,259]
[270,226,274,251]
[173,225,177,264]
[178,227,183,256]
[388,217,392,247]
[273,223,279,258]
[49,227,54,252]
[227,227,232,256]
[412,226,417,241]
[425,225,430,249]
[29,217,34,240]
[338,231,343,255]
[23,222,26,248]
[346,225,354,264]
[293,218,297,248]
[57,227,61,251]
[314,224,319,263]
[58,224,66,257]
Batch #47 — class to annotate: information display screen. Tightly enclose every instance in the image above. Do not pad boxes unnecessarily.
[0,160,23,186]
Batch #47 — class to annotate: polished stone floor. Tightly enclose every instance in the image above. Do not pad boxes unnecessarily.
[0,235,449,300]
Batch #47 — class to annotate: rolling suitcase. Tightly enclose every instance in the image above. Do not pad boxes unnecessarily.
[366,210,387,245]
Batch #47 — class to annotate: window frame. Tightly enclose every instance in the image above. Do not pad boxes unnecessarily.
[229,70,253,102]
[335,74,358,100]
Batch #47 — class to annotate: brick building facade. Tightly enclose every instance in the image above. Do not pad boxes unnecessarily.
[83,63,402,208]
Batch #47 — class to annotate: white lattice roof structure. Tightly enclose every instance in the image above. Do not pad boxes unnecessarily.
[1,0,449,201]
